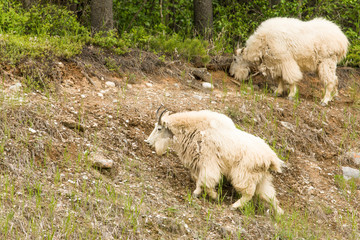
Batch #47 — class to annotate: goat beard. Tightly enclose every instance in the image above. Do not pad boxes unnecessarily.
[155,138,172,155]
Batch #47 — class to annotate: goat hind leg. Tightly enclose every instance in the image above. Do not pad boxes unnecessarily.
[318,59,338,105]
[256,174,283,215]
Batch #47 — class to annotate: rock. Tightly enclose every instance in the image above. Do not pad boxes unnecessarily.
[280,121,295,132]
[342,166,360,180]
[348,152,360,165]
[61,121,85,132]
[9,82,22,92]
[145,82,153,87]
[105,81,116,88]
[28,128,37,134]
[202,82,213,89]
[193,95,202,100]
[90,153,114,169]
[190,68,212,82]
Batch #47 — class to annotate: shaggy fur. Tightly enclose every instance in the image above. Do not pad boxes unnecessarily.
[229,17,349,105]
[146,110,284,214]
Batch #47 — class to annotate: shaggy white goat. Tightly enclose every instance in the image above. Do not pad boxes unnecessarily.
[145,107,284,214]
[229,17,349,105]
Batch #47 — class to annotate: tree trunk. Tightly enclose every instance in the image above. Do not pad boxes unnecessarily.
[269,0,280,7]
[193,0,213,39]
[90,0,114,33]
[20,0,33,9]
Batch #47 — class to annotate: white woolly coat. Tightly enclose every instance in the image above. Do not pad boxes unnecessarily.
[161,110,282,194]
[243,17,348,83]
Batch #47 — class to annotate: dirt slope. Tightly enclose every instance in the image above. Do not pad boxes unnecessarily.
[0,47,359,239]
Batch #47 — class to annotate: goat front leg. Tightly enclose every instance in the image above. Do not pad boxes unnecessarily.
[288,84,298,100]
[274,78,285,96]
[230,193,253,210]
[192,179,202,198]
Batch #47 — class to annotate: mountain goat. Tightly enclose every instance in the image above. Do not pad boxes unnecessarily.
[229,17,349,105]
[145,107,284,215]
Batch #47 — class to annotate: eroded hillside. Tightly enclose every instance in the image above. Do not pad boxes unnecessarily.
[0,47,359,239]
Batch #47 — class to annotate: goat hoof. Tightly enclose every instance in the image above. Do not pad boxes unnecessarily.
[287,96,294,101]
[229,205,238,211]
[192,193,200,198]
[276,208,284,216]
[320,101,328,107]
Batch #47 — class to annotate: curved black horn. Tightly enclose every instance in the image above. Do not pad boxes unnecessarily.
[158,109,167,125]
[156,104,165,118]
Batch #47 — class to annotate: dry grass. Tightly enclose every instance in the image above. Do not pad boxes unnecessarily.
[0,54,359,239]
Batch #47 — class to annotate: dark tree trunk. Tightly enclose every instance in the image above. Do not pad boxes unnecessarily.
[167,0,178,32]
[269,0,280,6]
[90,0,114,33]
[20,0,33,9]
[193,0,213,39]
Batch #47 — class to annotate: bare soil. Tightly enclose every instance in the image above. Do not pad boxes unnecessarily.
[0,46,359,239]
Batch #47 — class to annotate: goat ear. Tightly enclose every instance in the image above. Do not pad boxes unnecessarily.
[159,111,170,125]
[235,47,244,56]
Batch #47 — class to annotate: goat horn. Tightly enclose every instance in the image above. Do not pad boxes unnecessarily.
[158,109,167,125]
[156,104,165,119]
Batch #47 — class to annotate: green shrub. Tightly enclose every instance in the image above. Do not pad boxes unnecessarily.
[148,32,210,64]
[346,42,360,67]
[0,34,84,63]
[25,4,88,36]
[0,2,87,63]
[90,30,129,54]
[0,1,28,34]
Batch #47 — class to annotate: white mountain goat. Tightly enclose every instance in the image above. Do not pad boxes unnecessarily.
[229,17,349,105]
[145,106,284,214]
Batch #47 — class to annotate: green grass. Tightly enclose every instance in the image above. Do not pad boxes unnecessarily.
[0,34,84,63]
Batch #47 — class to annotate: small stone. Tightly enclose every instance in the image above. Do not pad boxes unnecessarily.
[28,128,37,134]
[9,83,22,92]
[280,121,295,132]
[342,166,360,180]
[105,81,116,87]
[349,152,360,165]
[90,153,114,169]
[68,179,75,184]
[193,95,202,100]
[202,82,213,89]
[97,92,104,98]
[145,82,153,87]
